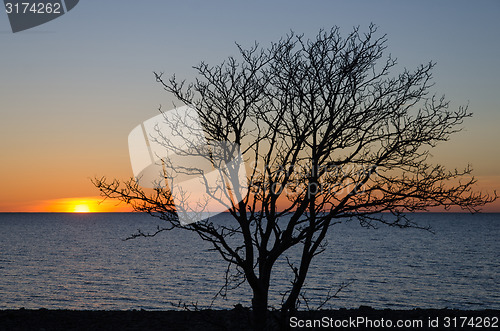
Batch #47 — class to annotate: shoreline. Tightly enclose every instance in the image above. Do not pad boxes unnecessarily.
[1,307,499,330]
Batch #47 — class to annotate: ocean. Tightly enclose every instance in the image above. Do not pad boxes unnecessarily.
[0,212,498,311]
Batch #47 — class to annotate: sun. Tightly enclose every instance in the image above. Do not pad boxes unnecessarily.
[72,203,91,213]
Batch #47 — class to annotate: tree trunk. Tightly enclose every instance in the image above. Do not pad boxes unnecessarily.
[251,286,269,330]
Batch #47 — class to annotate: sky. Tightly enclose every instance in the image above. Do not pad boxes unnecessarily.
[0,0,499,212]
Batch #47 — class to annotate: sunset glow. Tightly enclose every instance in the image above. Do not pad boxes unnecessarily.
[32,197,133,213]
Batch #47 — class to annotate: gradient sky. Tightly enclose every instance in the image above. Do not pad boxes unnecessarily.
[1,0,499,212]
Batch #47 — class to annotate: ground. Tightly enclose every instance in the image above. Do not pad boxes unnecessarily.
[0,307,498,330]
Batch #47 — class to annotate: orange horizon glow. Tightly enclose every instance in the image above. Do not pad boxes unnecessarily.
[12,197,135,213]
[5,195,499,213]
[0,175,498,213]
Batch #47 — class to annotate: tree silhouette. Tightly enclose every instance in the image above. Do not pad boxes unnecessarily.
[93,24,496,330]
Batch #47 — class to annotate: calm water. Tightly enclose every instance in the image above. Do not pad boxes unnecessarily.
[0,212,498,310]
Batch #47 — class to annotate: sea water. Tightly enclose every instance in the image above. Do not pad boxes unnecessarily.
[0,212,498,310]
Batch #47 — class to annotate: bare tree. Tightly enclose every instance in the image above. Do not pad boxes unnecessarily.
[93,25,496,330]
